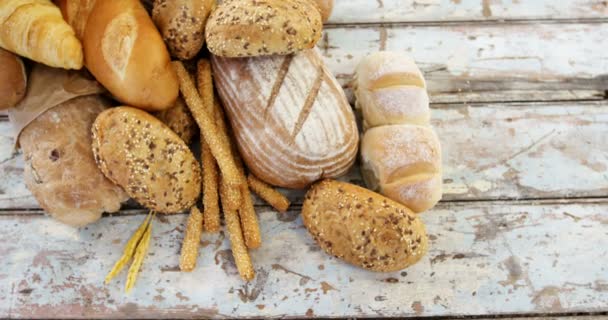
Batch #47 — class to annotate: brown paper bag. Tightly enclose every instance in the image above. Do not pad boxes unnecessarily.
[8,64,105,146]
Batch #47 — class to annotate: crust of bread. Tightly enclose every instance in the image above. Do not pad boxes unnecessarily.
[212,48,359,189]
[302,179,428,272]
[0,48,26,110]
[92,107,201,213]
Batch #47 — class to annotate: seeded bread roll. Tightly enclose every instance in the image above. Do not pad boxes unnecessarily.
[20,95,128,227]
[92,106,201,213]
[355,52,442,213]
[152,0,215,60]
[312,0,333,22]
[0,48,27,110]
[302,180,428,272]
[154,96,198,145]
[205,0,322,57]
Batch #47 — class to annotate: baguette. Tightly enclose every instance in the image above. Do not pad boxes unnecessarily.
[355,52,442,213]
[212,49,359,189]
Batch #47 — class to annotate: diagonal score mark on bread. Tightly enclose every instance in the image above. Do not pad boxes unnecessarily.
[102,10,137,81]
[291,65,324,140]
[264,54,293,120]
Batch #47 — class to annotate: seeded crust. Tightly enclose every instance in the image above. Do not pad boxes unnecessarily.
[205,0,322,57]
[152,0,215,60]
[311,0,333,23]
[154,96,198,145]
[302,180,428,272]
[92,107,201,213]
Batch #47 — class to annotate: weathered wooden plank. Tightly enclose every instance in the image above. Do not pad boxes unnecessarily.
[319,22,608,102]
[1,199,607,318]
[328,0,608,24]
[2,101,607,210]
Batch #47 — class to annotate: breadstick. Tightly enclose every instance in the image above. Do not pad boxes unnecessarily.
[125,222,152,292]
[105,211,153,284]
[234,154,261,249]
[248,174,291,213]
[179,206,204,272]
[220,179,255,281]
[173,61,241,190]
[195,60,221,232]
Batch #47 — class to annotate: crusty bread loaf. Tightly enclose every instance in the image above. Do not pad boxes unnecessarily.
[55,0,97,40]
[20,95,128,227]
[154,96,198,145]
[92,106,201,213]
[355,52,442,213]
[0,48,27,110]
[152,0,215,60]
[81,0,179,111]
[311,0,333,23]
[302,180,428,272]
[206,0,322,57]
[212,48,359,189]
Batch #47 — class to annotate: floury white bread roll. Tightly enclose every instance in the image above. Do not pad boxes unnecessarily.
[212,48,359,189]
[355,52,442,213]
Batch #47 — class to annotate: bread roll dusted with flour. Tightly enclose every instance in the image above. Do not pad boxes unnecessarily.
[212,49,359,189]
[355,52,442,213]
[58,0,179,111]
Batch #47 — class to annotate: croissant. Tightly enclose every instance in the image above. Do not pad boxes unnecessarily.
[0,0,83,69]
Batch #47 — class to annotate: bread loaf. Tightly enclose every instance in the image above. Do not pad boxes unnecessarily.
[154,96,198,145]
[206,0,322,57]
[212,49,359,189]
[0,48,27,110]
[63,0,179,111]
[302,180,428,272]
[92,107,201,213]
[20,95,128,227]
[152,0,215,60]
[0,0,83,69]
[355,52,442,213]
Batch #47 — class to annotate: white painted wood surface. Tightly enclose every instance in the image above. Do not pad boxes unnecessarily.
[329,0,608,23]
[2,101,607,209]
[1,200,607,318]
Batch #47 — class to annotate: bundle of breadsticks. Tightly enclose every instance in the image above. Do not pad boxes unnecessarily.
[174,60,291,280]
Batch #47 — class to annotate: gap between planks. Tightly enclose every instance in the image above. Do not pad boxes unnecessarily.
[324,18,608,29]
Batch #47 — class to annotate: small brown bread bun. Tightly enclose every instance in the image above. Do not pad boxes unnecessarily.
[154,96,198,145]
[92,106,201,213]
[152,0,215,60]
[0,48,27,110]
[205,0,322,57]
[20,96,129,227]
[83,0,179,111]
[312,0,333,23]
[302,180,428,272]
[360,125,442,213]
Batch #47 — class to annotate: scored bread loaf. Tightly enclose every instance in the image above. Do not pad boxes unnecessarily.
[205,0,322,57]
[355,52,442,213]
[0,48,27,110]
[58,0,179,111]
[302,180,428,272]
[212,48,359,189]
[0,0,83,69]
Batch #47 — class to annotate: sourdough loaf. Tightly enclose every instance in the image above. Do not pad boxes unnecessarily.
[212,48,359,189]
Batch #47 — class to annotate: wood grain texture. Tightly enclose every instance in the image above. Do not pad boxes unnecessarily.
[328,0,608,24]
[319,22,608,103]
[0,199,606,318]
[3,100,607,210]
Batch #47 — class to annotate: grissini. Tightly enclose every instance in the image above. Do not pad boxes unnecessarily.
[212,48,359,189]
[205,0,322,57]
[355,52,442,213]
[71,0,179,111]
[302,180,428,271]
[0,48,27,110]
[0,0,83,69]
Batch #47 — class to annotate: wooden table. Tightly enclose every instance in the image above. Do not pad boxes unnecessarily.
[1,1,607,318]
